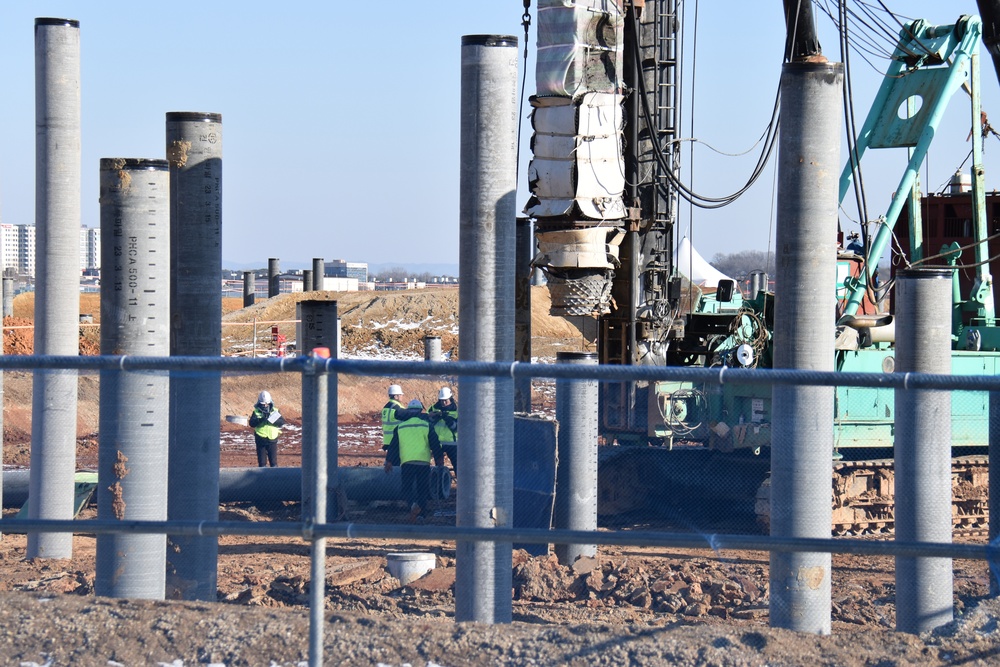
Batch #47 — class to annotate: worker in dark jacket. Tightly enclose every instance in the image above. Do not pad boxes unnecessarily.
[248,390,285,467]
[384,399,443,523]
[428,386,458,475]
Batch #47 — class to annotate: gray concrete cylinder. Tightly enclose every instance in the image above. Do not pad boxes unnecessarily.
[749,270,768,299]
[28,17,82,559]
[2,277,13,317]
[268,258,280,298]
[312,258,324,291]
[424,335,442,362]
[166,111,223,601]
[298,300,339,522]
[243,271,255,308]
[769,61,842,635]
[894,268,954,633]
[2,467,453,508]
[554,352,598,564]
[456,34,518,625]
[96,158,171,600]
[302,270,313,293]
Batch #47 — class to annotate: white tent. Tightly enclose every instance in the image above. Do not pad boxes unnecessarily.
[672,237,733,289]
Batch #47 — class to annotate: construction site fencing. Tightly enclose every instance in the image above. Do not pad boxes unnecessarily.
[1,353,999,663]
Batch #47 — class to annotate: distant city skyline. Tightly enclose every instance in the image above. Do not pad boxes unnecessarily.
[2,2,998,269]
[0,222,99,277]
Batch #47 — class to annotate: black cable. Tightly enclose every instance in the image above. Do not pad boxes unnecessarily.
[873,0,938,61]
[813,1,909,74]
[840,0,871,252]
[515,1,531,181]
[630,9,780,209]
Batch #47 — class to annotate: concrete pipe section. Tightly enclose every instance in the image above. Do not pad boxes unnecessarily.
[2,467,452,510]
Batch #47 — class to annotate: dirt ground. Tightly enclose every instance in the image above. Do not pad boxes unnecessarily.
[1,289,998,665]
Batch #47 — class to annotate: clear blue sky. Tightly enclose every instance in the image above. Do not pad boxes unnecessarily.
[1,1,998,269]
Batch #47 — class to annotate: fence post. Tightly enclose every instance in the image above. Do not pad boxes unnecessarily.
[302,349,329,666]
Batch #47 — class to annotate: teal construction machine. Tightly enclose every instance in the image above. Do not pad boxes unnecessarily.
[528,2,996,533]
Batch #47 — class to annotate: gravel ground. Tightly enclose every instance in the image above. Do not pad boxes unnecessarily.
[2,590,1000,666]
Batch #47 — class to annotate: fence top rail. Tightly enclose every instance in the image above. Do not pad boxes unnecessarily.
[0,518,995,561]
[1,354,999,391]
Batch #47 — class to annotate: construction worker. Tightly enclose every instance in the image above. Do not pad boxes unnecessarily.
[248,390,285,467]
[381,384,406,452]
[428,386,458,475]
[383,399,444,523]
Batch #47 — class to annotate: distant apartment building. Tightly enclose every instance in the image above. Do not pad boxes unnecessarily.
[0,223,36,277]
[80,226,100,271]
[326,259,368,283]
[0,224,101,278]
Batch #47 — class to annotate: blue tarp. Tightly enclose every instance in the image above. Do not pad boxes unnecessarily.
[513,416,558,556]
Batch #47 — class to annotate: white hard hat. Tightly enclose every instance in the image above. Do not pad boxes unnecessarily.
[258,390,272,404]
[438,387,453,401]
[407,399,424,409]
[388,384,403,397]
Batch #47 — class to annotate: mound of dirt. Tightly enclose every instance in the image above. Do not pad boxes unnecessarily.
[0,286,586,457]
[2,316,100,356]
[3,317,34,355]
[222,286,593,359]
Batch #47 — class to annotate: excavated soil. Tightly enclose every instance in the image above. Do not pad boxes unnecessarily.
[0,290,998,665]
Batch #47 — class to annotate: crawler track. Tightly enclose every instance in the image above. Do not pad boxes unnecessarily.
[755,456,989,536]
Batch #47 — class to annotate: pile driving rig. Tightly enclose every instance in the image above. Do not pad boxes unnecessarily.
[525,1,994,533]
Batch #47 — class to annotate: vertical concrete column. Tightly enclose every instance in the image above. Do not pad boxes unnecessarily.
[302,270,313,293]
[312,258,324,291]
[769,60,842,635]
[456,34,518,625]
[895,268,954,633]
[166,111,222,601]
[28,17,81,559]
[515,217,532,412]
[268,258,280,297]
[2,277,13,317]
[243,271,255,307]
[96,158,170,599]
[298,300,339,522]
[423,335,442,362]
[553,352,598,564]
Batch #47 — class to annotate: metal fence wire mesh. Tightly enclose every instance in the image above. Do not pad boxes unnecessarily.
[1,353,999,660]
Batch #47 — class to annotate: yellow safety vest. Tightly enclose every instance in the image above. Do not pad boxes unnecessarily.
[397,416,432,464]
[253,407,281,440]
[381,399,405,445]
[428,404,457,443]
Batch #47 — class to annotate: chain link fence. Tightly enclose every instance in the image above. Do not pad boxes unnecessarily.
[1,353,999,663]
